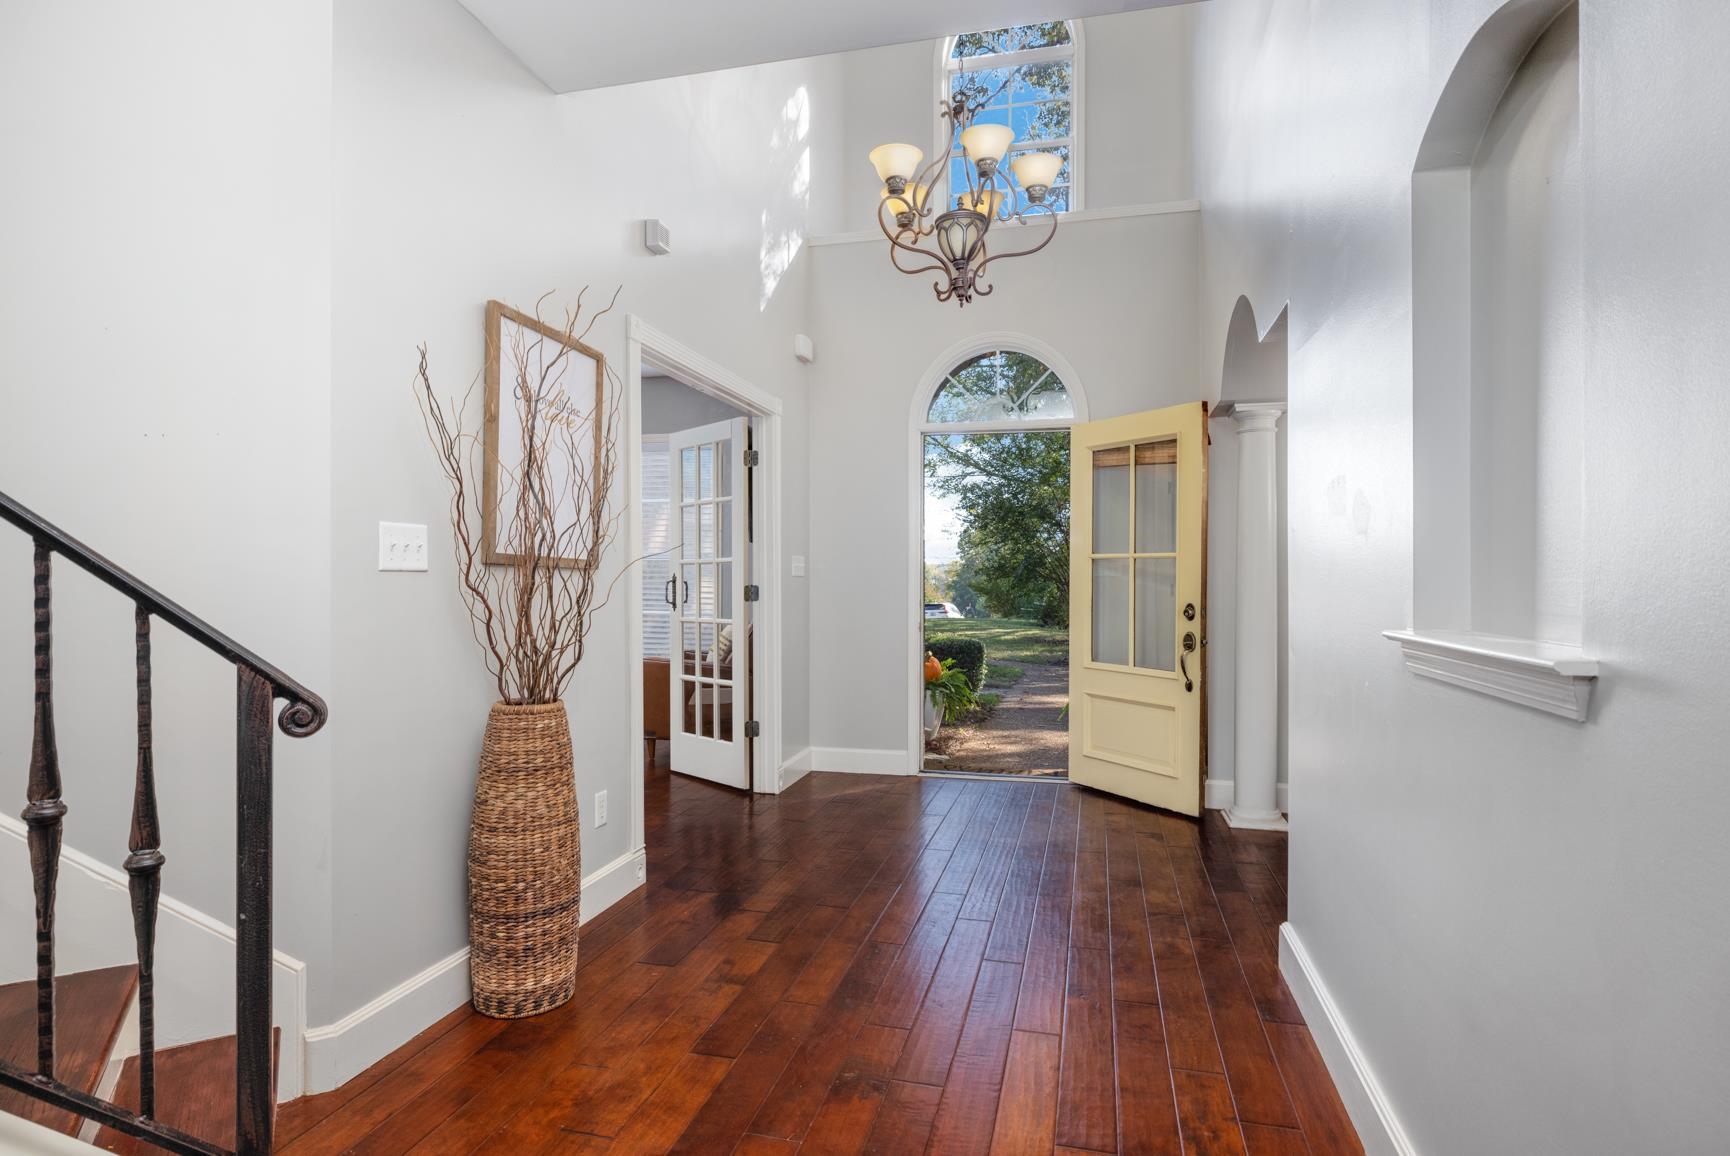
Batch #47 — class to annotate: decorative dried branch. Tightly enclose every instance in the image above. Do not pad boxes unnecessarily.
[415,288,627,705]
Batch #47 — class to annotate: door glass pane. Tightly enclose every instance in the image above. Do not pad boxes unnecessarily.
[699,564,716,620]
[1135,440,1178,554]
[699,503,716,559]
[718,499,733,559]
[1092,558,1130,665]
[1092,448,1130,554]
[682,506,697,558]
[698,684,712,738]
[700,622,717,682]
[716,436,733,498]
[681,448,697,501]
[680,623,698,735]
[716,559,732,622]
[1135,557,1177,671]
[699,444,715,499]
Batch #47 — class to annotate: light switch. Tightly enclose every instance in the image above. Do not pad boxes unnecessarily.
[790,555,806,577]
[378,522,428,572]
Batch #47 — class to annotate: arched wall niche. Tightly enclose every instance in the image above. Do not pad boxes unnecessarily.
[1412,0,1582,649]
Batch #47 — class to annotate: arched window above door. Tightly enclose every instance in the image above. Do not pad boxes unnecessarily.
[926,349,1074,424]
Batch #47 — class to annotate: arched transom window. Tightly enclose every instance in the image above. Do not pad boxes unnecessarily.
[942,22,1080,212]
[927,349,1074,425]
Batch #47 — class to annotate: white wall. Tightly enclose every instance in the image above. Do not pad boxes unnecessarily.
[1195,0,1730,1150]
[0,0,336,1033]
[327,0,838,1027]
[839,6,1195,228]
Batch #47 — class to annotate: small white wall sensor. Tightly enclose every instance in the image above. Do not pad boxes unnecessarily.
[643,219,672,255]
[793,334,816,364]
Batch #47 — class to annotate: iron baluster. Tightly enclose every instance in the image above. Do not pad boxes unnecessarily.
[125,605,166,1118]
[234,667,275,1156]
[23,542,67,1079]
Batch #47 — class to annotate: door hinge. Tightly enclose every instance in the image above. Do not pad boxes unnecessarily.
[745,720,761,738]
[744,450,761,467]
[744,584,760,602]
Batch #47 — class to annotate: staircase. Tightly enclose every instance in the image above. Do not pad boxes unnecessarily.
[0,490,324,1156]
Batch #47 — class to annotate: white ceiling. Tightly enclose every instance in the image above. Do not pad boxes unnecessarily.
[455,0,1196,93]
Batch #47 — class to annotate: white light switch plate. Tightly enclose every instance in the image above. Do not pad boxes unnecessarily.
[791,555,806,577]
[378,522,428,572]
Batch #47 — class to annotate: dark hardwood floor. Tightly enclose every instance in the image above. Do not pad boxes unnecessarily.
[276,755,1362,1155]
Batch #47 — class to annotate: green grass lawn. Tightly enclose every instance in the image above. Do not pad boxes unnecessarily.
[925,617,1068,670]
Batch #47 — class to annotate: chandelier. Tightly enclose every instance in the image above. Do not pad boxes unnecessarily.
[870,88,1062,307]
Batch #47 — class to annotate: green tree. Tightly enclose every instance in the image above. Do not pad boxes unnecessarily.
[925,431,1070,626]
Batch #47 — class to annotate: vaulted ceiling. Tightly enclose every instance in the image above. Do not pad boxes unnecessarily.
[455,0,1197,93]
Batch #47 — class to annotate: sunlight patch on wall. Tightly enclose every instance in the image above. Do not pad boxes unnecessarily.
[759,87,811,312]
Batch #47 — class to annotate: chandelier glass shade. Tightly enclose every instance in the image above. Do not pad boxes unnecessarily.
[871,89,1060,306]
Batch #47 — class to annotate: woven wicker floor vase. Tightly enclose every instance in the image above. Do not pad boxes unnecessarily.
[469,701,580,1018]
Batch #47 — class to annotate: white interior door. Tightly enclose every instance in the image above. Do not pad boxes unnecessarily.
[669,417,750,788]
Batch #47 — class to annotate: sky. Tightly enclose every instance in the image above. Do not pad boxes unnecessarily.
[925,487,964,565]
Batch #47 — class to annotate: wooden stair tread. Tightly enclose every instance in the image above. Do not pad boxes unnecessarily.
[0,965,138,1136]
[94,1031,278,1155]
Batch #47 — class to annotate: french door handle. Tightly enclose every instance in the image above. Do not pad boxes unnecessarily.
[663,577,677,608]
[682,578,690,606]
[1180,632,1197,692]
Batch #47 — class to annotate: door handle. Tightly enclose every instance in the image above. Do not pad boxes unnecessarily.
[682,578,690,606]
[1180,632,1197,692]
[664,577,677,608]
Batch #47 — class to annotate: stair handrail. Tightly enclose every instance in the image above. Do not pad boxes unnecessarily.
[0,486,326,1156]
[0,491,327,737]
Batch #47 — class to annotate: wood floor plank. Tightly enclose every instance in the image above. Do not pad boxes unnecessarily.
[1190,936,1299,1129]
[1012,789,1080,1034]
[604,1052,732,1153]
[1114,999,1183,1155]
[0,965,136,1136]
[860,1080,943,1156]
[986,1030,1061,1155]
[671,1000,822,1154]
[697,904,845,1058]
[1264,1023,1365,1156]
[893,917,993,1086]
[1053,946,1115,1153]
[795,1024,908,1156]
[871,891,965,1030]
[1241,1123,1314,1155]
[924,959,1022,1155]
[1172,1069,1249,1156]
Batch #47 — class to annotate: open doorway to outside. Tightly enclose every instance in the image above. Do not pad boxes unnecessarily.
[915,344,1084,777]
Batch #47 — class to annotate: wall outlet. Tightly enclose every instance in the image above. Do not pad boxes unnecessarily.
[594,790,608,827]
[378,522,428,572]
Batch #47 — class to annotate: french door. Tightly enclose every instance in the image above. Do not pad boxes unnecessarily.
[1068,401,1208,814]
[668,417,751,789]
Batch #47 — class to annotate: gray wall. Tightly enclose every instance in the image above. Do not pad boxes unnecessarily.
[1195,0,1730,1148]
[642,376,747,436]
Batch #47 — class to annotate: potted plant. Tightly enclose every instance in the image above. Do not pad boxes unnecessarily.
[925,654,977,742]
[415,288,624,1018]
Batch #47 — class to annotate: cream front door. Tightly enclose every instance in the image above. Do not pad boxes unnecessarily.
[1068,401,1208,815]
[669,417,751,789]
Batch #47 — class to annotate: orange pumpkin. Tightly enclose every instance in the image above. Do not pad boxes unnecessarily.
[923,653,943,684]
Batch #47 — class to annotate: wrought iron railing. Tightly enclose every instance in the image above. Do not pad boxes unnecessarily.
[0,489,327,1156]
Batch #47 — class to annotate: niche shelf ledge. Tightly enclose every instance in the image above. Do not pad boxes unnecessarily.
[1382,629,1598,721]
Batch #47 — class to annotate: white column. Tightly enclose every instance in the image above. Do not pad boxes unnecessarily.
[1225,403,1286,830]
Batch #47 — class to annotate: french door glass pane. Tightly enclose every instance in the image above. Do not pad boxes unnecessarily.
[1135,440,1178,553]
[1092,558,1130,666]
[1134,557,1177,670]
[699,444,715,499]
[1092,448,1130,554]
[681,448,697,501]
[699,503,716,559]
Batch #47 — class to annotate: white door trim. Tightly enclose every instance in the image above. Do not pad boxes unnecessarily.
[906,332,1090,775]
[626,317,784,831]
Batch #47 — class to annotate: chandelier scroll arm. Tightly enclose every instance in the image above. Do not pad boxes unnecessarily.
[971,204,1059,277]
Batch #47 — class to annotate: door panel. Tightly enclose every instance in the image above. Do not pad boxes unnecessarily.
[1069,402,1207,814]
[669,417,750,788]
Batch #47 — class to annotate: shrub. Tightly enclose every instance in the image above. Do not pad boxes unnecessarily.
[926,637,985,691]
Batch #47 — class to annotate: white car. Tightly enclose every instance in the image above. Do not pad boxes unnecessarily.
[924,602,965,619]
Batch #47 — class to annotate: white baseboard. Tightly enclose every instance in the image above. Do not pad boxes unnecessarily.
[301,943,470,1094]
[0,815,308,1100]
[1279,923,1419,1156]
[1204,779,1289,813]
[297,845,648,1096]
[777,746,813,792]
[809,747,913,775]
